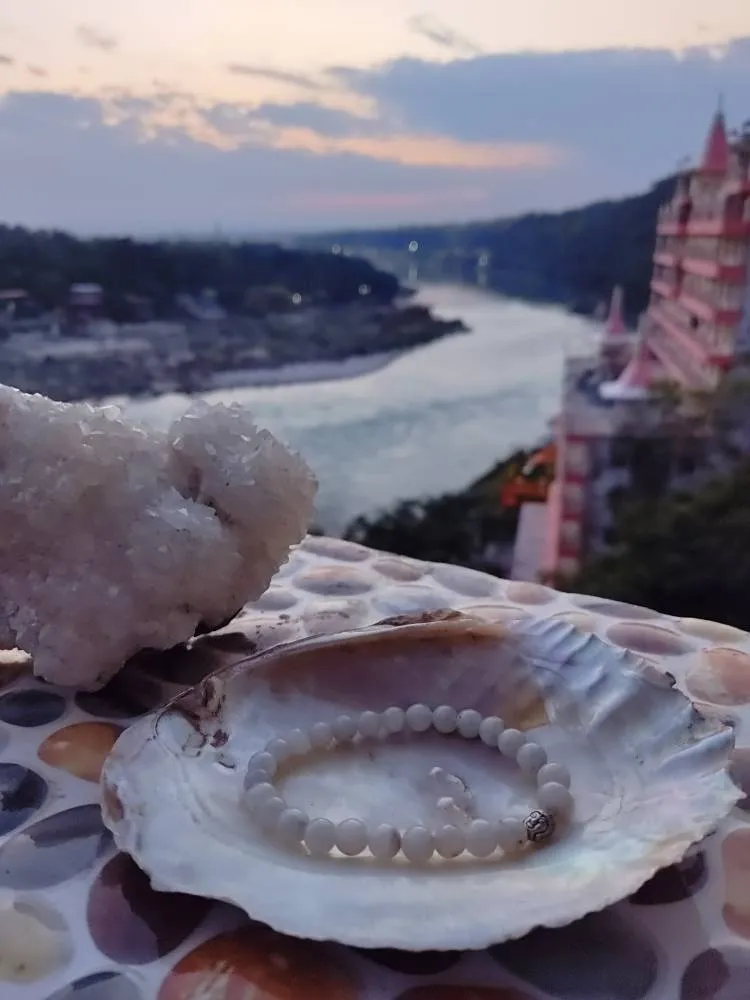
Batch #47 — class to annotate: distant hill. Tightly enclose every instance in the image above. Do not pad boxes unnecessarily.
[0,226,401,319]
[299,177,677,323]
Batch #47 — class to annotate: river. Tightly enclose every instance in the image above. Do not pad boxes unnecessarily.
[127,284,598,534]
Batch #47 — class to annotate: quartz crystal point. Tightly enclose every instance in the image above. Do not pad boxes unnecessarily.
[0,385,317,689]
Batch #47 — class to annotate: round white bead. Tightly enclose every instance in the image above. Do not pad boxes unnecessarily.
[457,709,482,739]
[435,824,466,859]
[538,782,574,817]
[369,824,400,861]
[332,715,358,742]
[497,817,527,853]
[277,808,308,843]
[466,819,497,858]
[309,722,333,749]
[245,781,276,809]
[246,751,276,778]
[358,711,382,739]
[285,729,311,755]
[537,762,571,789]
[382,706,406,733]
[405,703,433,733]
[497,728,526,756]
[479,716,504,746]
[432,705,459,734]
[516,742,548,776]
[401,825,434,863]
[243,769,272,792]
[258,796,287,829]
[305,818,336,857]
[336,818,369,856]
[266,737,292,761]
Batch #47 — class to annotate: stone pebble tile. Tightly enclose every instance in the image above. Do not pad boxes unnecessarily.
[2,543,750,998]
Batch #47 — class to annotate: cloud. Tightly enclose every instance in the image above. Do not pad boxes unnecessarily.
[333,37,750,189]
[407,14,482,56]
[227,100,371,138]
[0,89,556,234]
[0,54,13,66]
[226,64,322,91]
[1,36,750,233]
[200,96,560,168]
[76,25,118,53]
[27,66,48,78]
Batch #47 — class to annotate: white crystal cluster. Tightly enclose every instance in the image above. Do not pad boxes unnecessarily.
[0,385,317,689]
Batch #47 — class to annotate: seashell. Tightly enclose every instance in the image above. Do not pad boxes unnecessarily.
[101,614,740,951]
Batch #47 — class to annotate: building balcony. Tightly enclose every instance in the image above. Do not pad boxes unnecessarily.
[686,218,750,238]
[649,303,713,363]
[645,329,695,383]
[677,291,743,327]
[678,292,715,324]
[656,220,687,236]
[653,251,679,268]
[646,319,718,390]
[649,302,737,368]
[650,278,678,299]
[680,257,747,283]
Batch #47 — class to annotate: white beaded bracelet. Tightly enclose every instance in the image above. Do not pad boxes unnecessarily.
[242,704,574,863]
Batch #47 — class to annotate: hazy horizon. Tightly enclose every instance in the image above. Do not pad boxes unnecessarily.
[0,1,749,233]
[21,173,669,241]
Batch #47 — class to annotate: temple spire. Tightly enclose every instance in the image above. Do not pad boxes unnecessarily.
[604,286,626,337]
[599,332,653,401]
[699,104,730,175]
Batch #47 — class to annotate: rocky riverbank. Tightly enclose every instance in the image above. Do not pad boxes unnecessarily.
[0,299,467,403]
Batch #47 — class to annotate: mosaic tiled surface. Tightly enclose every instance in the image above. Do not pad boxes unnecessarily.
[2,535,750,999]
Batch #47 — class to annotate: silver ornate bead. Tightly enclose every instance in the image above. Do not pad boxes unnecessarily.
[524,809,556,843]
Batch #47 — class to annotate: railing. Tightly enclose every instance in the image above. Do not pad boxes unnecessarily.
[646,321,716,389]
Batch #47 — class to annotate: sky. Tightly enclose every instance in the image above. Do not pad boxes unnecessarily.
[0,1,749,234]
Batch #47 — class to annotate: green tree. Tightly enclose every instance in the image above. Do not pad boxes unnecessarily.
[346,494,484,567]
[568,460,750,629]
[0,226,400,313]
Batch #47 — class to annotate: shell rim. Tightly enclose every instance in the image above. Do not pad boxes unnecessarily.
[100,612,742,951]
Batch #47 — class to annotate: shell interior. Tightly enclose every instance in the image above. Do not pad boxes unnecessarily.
[101,614,740,950]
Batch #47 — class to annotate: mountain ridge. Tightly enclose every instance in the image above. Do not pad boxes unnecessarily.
[299,176,678,322]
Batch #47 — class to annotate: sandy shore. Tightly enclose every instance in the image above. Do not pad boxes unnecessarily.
[204,349,405,391]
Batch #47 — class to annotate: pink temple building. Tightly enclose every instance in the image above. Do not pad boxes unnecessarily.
[644,109,750,389]
[513,109,750,583]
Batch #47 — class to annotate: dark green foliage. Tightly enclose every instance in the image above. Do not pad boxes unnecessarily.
[0,227,399,318]
[346,494,486,567]
[302,177,677,322]
[344,450,531,574]
[568,461,750,630]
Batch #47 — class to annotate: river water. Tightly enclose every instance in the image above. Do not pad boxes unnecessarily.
[128,284,598,533]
